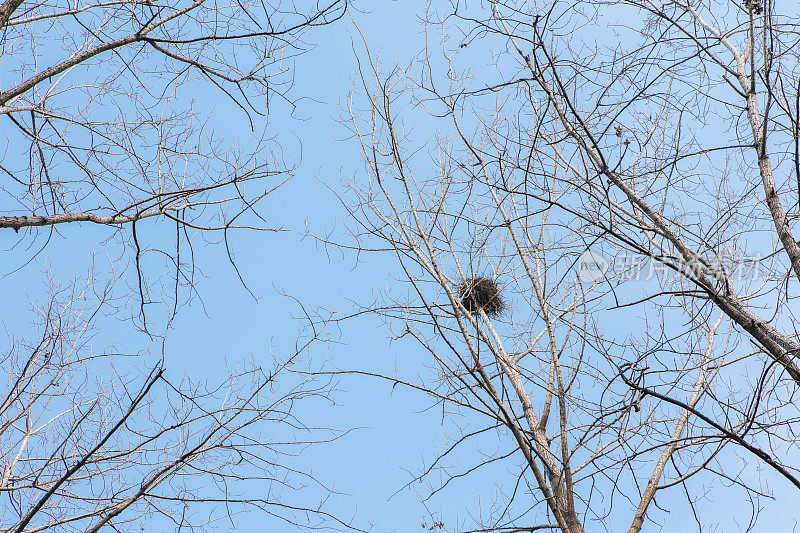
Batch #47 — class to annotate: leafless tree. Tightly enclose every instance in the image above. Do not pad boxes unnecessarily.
[1,273,350,531]
[338,1,800,531]
[1,0,346,329]
[0,0,356,530]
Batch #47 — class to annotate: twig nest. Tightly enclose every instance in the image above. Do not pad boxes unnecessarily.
[458,277,504,317]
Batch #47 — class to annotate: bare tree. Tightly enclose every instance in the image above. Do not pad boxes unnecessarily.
[0,0,357,530]
[0,0,346,329]
[1,273,350,531]
[338,0,800,531]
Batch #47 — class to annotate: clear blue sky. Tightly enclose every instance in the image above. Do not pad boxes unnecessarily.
[3,1,800,531]
[2,2,476,531]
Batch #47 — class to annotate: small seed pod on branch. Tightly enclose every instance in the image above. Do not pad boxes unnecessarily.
[458,277,504,317]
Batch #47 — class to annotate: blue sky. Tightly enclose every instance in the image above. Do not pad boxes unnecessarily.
[3,1,800,531]
[2,2,468,530]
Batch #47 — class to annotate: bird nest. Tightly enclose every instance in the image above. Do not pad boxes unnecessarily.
[458,277,504,317]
